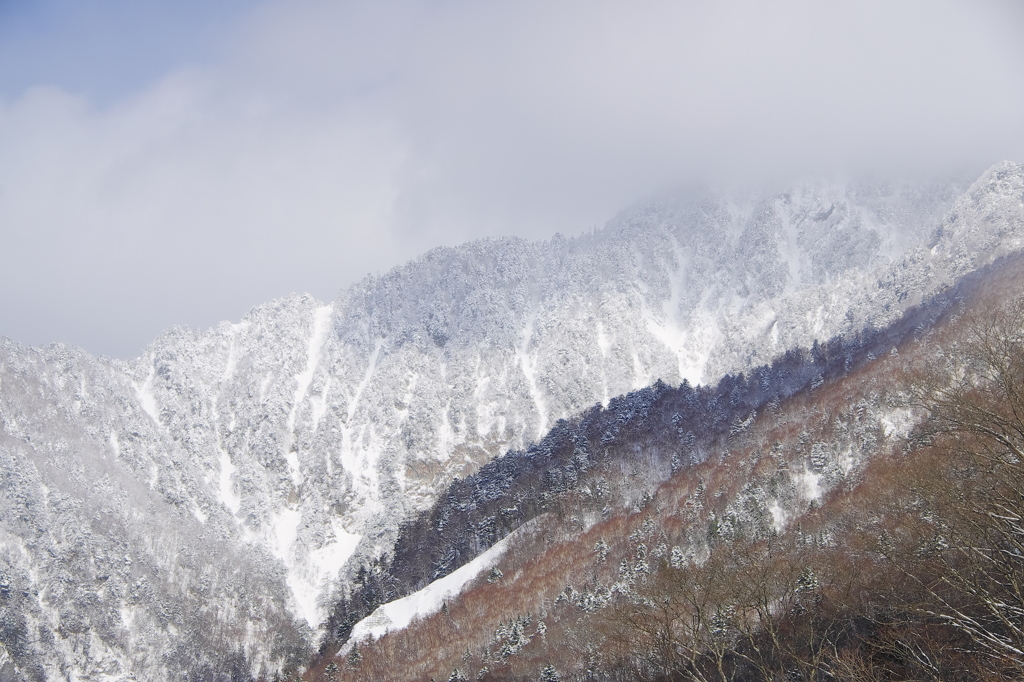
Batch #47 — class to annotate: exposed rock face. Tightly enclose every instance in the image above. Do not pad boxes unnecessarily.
[1,163,1021,679]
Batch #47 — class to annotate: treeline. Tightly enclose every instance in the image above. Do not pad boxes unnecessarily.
[322,252,1004,653]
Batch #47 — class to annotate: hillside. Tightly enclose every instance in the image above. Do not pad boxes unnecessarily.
[307,253,1024,681]
[1,164,1023,679]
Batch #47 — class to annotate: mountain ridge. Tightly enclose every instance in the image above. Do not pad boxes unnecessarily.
[1,163,1022,680]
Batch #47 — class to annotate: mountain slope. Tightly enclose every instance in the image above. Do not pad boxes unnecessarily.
[1,164,1022,679]
[314,250,1024,682]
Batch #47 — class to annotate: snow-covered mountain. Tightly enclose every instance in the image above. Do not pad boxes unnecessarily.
[322,249,1024,681]
[1,162,1022,679]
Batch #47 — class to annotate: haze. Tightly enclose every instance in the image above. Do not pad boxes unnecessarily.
[1,0,1023,358]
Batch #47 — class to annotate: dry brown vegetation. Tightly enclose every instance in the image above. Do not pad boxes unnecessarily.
[302,261,1024,681]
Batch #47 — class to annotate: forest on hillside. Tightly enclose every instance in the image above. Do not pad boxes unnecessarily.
[308,263,1024,681]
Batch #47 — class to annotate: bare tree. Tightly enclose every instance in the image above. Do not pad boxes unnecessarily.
[902,297,1024,675]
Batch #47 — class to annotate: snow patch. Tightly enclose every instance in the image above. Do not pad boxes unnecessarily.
[519,310,547,438]
[474,370,501,438]
[287,520,362,629]
[769,501,788,532]
[347,339,383,423]
[271,507,301,562]
[811,305,825,336]
[347,535,511,644]
[222,321,249,383]
[436,404,456,462]
[800,469,822,502]
[136,361,160,424]
[680,310,721,386]
[640,242,705,384]
[631,350,647,389]
[880,407,917,439]
[338,424,383,500]
[310,377,332,433]
[595,320,611,407]
[259,374,272,401]
[218,450,240,514]
[776,197,805,288]
[837,446,856,476]
[311,520,361,580]
[269,511,361,629]
[288,304,333,434]
[596,321,612,357]
[285,450,303,487]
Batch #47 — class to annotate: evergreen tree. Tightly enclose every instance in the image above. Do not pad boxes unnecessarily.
[539,663,561,682]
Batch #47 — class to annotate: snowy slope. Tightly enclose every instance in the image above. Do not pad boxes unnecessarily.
[346,533,512,645]
[1,163,1022,679]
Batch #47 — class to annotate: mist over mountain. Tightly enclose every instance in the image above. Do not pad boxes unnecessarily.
[1,163,1023,679]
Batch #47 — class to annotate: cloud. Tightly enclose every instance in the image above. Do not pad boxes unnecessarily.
[1,0,1022,357]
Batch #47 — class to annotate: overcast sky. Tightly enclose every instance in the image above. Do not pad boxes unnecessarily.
[2,0,1023,358]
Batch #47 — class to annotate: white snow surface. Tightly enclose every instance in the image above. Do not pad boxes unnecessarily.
[800,470,823,502]
[287,304,333,435]
[135,361,159,424]
[293,521,362,629]
[218,449,240,514]
[269,507,361,628]
[347,535,511,644]
[271,507,301,562]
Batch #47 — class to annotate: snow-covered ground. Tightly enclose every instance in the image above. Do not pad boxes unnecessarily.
[347,536,511,645]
